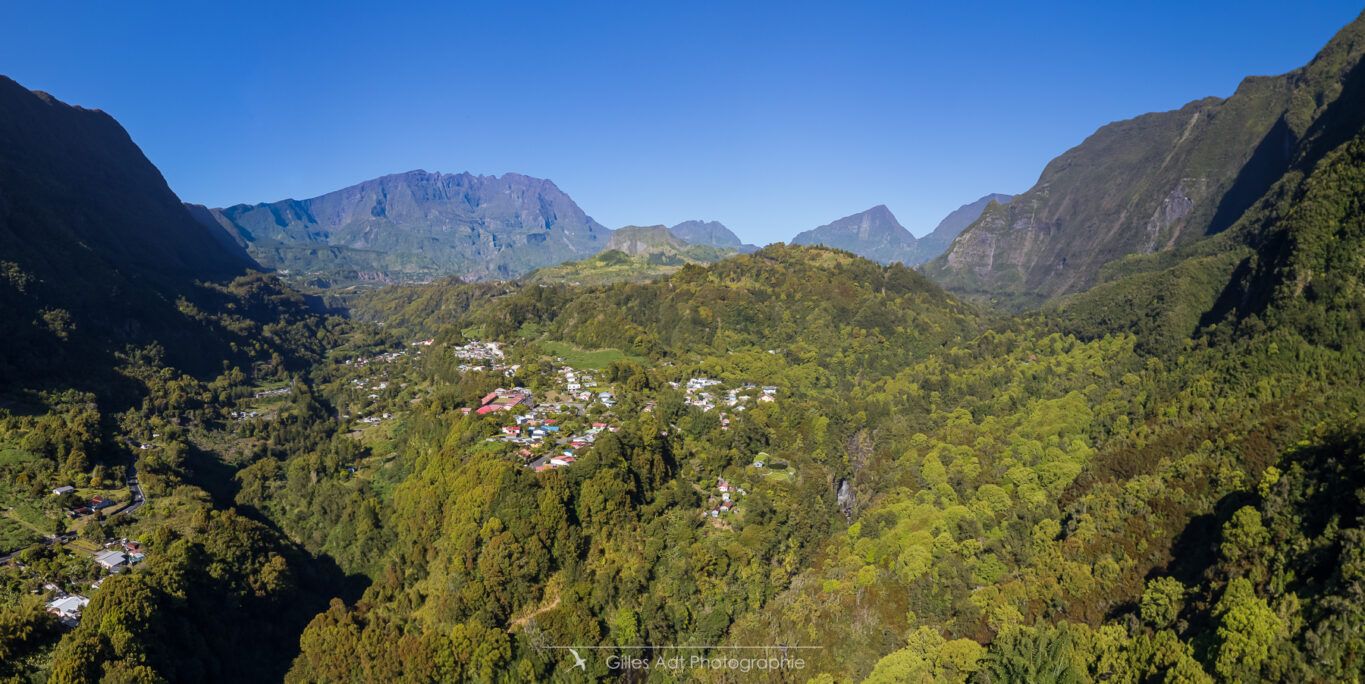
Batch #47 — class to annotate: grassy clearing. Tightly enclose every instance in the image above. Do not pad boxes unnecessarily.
[539,341,644,369]
[0,515,41,554]
[66,538,101,554]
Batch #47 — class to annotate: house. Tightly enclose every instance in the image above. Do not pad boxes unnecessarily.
[476,388,534,414]
[90,497,115,510]
[52,485,76,496]
[47,595,89,626]
[93,550,128,570]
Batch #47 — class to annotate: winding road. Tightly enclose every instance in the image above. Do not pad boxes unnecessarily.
[0,448,147,565]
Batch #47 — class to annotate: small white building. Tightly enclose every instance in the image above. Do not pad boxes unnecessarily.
[47,595,89,625]
[93,550,128,570]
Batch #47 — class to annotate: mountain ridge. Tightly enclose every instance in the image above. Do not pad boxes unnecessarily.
[925,10,1365,309]
[791,204,919,265]
[194,170,612,285]
[668,220,759,253]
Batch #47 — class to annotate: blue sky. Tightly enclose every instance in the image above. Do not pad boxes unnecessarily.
[3,2,1360,243]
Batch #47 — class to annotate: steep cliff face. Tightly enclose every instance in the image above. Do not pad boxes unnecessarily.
[913,193,1012,263]
[198,170,611,284]
[926,11,1365,308]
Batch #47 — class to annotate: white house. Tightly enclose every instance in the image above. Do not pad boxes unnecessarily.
[93,550,128,570]
[47,595,89,625]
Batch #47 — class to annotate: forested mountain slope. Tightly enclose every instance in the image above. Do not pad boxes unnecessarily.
[0,77,368,682]
[0,74,288,389]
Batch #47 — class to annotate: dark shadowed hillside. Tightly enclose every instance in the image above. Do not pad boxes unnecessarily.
[0,75,325,389]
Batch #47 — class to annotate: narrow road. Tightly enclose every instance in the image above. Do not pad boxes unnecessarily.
[121,463,146,516]
[0,442,145,565]
[118,439,147,516]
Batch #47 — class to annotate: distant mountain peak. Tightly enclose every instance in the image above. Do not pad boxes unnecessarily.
[196,170,610,285]
[668,220,758,253]
[790,205,918,265]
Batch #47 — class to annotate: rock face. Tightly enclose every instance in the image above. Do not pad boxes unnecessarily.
[925,14,1365,309]
[914,193,1013,263]
[668,220,758,253]
[606,225,689,256]
[791,205,919,265]
[836,479,856,519]
[196,170,611,284]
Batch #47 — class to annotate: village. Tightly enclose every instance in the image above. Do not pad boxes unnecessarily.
[3,337,787,634]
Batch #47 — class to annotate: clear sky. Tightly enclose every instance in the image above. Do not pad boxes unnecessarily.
[3,2,1360,243]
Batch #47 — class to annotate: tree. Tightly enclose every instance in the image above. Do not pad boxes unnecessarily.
[1140,577,1186,629]
[1212,577,1284,681]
